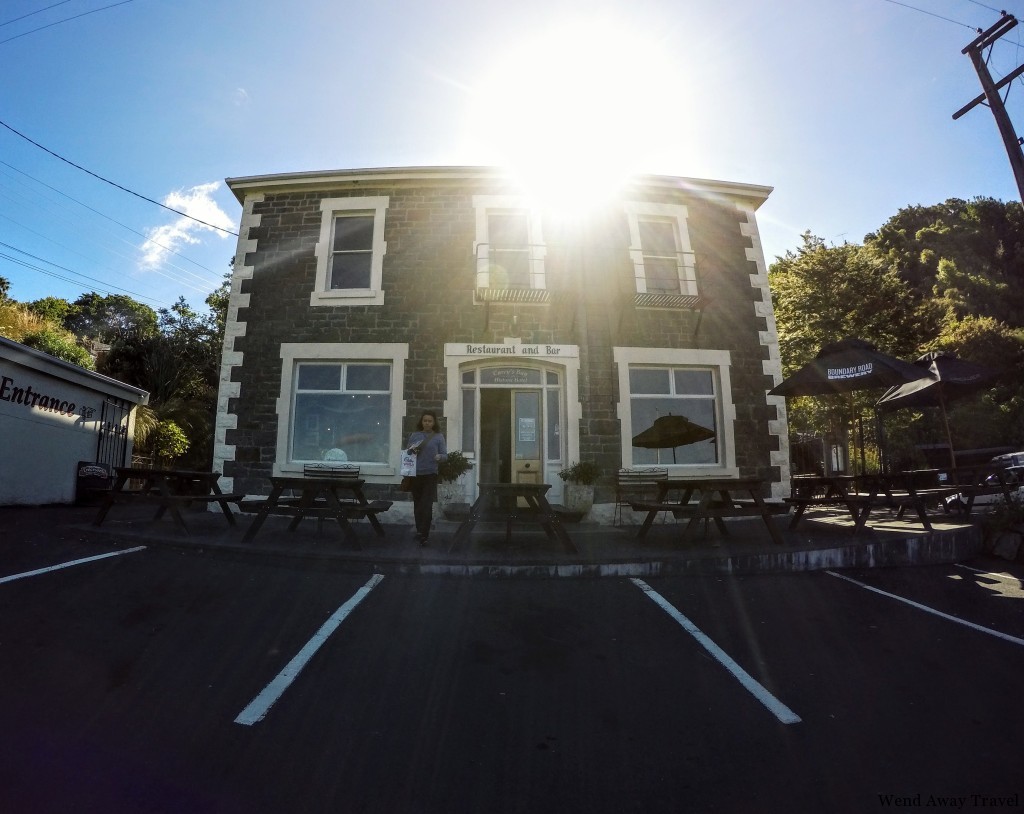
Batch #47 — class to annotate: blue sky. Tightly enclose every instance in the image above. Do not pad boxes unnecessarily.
[1,0,1022,315]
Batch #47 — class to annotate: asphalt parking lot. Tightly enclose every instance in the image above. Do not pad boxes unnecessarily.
[1,531,1022,813]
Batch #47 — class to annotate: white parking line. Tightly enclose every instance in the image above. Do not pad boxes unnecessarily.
[825,570,1024,647]
[235,573,385,726]
[0,546,147,585]
[630,578,802,725]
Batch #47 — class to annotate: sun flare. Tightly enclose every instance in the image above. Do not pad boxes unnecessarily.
[465,17,690,217]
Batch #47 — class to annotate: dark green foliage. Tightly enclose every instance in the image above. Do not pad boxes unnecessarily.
[21,329,95,370]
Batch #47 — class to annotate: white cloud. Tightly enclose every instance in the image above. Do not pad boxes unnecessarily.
[233,87,249,107]
[139,182,234,269]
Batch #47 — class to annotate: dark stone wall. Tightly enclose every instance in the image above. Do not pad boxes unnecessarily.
[222,178,778,496]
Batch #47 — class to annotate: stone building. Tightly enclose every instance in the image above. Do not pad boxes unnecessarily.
[214,166,789,521]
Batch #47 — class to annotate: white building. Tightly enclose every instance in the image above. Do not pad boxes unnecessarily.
[0,336,148,505]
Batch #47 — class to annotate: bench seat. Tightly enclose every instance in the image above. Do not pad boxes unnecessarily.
[105,491,245,505]
[629,500,789,519]
[237,498,392,517]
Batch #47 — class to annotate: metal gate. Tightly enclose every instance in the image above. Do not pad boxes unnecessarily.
[96,397,132,468]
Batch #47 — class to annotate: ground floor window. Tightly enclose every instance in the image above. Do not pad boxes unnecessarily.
[276,343,408,476]
[613,347,738,475]
[291,362,392,463]
[628,366,718,465]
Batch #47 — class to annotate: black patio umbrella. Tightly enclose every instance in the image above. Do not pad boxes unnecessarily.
[875,351,1000,469]
[632,414,716,463]
[769,338,930,397]
[769,338,930,474]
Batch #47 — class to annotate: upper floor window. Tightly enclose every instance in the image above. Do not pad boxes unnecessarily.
[625,202,696,298]
[312,196,388,307]
[473,196,547,299]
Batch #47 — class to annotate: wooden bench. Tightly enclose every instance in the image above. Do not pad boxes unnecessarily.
[614,468,668,524]
[238,498,391,522]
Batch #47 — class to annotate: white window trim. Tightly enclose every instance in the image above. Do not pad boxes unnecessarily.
[472,195,547,289]
[613,346,737,477]
[624,202,697,296]
[276,343,408,479]
[311,196,389,307]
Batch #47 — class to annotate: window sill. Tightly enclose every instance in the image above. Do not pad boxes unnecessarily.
[310,289,385,307]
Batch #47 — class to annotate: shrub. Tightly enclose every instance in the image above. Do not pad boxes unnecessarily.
[438,450,474,483]
[21,329,95,370]
[558,461,601,485]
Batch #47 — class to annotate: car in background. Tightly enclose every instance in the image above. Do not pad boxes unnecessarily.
[943,453,1024,511]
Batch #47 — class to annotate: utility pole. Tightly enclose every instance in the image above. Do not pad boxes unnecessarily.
[953,14,1024,202]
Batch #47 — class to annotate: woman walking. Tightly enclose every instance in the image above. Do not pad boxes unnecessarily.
[405,410,448,546]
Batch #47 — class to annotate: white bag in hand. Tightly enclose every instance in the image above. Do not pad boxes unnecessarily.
[400,449,417,477]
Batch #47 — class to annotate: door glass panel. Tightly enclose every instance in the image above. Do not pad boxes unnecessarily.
[462,388,476,454]
[514,392,540,460]
[546,388,560,461]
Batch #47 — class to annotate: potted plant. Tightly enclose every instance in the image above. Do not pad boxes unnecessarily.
[558,460,601,516]
[437,451,474,516]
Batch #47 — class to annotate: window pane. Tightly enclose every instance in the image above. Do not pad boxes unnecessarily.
[329,252,372,289]
[332,215,374,252]
[644,257,680,294]
[489,212,528,247]
[490,249,530,288]
[346,364,390,392]
[462,389,476,454]
[546,371,558,385]
[630,397,718,466]
[297,364,341,391]
[629,368,670,394]
[462,370,476,384]
[293,392,390,464]
[674,369,714,395]
[480,368,542,385]
[639,219,677,256]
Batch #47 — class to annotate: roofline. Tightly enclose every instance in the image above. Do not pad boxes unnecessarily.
[0,335,149,404]
[225,166,773,209]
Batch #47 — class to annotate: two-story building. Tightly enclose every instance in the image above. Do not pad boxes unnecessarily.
[214,166,789,521]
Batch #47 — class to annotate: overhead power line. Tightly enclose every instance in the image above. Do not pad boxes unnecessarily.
[0,241,168,307]
[0,0,74,29]
[881,0,982,32]
[0,119,239,237]
[0,0,139,46]
[0,159,225,282]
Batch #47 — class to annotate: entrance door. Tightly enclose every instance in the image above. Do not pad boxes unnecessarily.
[478,389,543,486]
[512,390,542,485]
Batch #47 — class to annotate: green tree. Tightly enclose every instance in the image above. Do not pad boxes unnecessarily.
[865,197,1024,325]
[66,293,158,343]
[769,233,926,370]
[26,296,74,325]
[100,287,227,468]
[770,233,931,470]
[0,275,10,302]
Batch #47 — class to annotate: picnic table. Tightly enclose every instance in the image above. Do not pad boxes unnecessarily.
[449,482,577,554]
[786,471,961,533]
[92,467,243,534]
[786,474,871,529]
[630,477,788,546]
[239,475,392,549]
